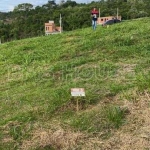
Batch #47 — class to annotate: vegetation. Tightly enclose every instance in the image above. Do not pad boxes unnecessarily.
[0,0,150,42]
[0,18,150,149]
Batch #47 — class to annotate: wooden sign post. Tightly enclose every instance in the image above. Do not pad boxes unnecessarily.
[71,88,85,112]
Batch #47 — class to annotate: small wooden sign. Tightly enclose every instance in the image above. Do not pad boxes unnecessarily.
[71,88,85,97]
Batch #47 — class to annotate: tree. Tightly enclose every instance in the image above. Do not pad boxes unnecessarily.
[1,0,150,43]
[59,0,65,5]
[13,3,33,12]
[128,6,138,19]
[48,0,56,5]
[62,1,77,8]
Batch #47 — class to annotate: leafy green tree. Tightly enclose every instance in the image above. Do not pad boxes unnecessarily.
[62,1,77,8]
[13,3,33,12]
[1,0,150,43]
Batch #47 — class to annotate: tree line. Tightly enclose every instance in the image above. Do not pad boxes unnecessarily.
[0,0,150,43]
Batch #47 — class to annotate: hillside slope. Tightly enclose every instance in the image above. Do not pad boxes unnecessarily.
[0,18,150,150]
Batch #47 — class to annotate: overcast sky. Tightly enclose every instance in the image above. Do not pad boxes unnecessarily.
[0,0,94,12]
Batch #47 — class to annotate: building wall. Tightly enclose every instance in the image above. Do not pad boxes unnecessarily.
[45,23,55,33]
[45,21,61,35]
[97,16,121,25]
[55,27,62,32]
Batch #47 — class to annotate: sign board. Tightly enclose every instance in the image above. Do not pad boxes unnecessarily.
[71,88,85,97]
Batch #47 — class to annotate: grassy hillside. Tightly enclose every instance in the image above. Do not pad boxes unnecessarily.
[0,18,150,150]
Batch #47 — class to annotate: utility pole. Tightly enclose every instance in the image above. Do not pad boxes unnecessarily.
[117,8,118,19]
[60,13,62,33]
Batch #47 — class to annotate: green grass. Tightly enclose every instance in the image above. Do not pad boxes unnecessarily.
[1,18,150,149]
[68,105,125,131]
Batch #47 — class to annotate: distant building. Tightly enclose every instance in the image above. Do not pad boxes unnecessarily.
[45,20,62,35]
[97,16,122,25]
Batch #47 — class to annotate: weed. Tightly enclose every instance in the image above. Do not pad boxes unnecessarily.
[103,105,126,128]
[136,72,150,91]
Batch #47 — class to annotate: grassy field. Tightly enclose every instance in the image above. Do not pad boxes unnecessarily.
[0,18,150,149]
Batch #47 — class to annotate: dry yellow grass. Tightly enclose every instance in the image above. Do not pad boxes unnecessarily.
[17,91,150,150]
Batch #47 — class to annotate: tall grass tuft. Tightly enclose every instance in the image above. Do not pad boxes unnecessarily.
[104,105,126,128]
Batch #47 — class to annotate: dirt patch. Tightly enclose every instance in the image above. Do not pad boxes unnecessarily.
[21,127,84,150]
[20,91,150,150]
[80,91,150,150]
[116,63,136,78]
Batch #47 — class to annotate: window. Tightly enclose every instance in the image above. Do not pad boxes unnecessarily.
[101,19,103,21]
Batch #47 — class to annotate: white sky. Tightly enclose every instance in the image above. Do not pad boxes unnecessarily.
[0,0,94,12]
